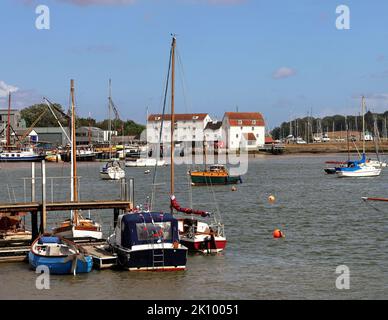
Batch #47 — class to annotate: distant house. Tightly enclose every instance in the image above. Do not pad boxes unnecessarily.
[204,120,223,147]
[222,112,266,150]
[146,113,212,147]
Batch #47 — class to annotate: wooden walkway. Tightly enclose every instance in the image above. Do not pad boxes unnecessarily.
[0,200,132,213]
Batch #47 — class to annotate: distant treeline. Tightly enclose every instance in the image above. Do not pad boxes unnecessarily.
[271,111,388,141]
[20,104,145,137]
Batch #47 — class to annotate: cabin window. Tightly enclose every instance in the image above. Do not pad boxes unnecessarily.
[136,222,172,242]
[11,154,15,157]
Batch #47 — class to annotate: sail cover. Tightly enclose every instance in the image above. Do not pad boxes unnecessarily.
[170,195,210,217]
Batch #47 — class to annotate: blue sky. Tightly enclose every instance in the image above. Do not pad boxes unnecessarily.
[1,0,388,129]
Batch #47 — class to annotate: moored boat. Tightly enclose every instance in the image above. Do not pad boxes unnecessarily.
[190,165,242,186]
[171,195,227,253]
[53,80,103,240]
[125,157,166,167]
[107,211,187,271]
[100,160,126,180]
[0,147,45,162]
[28,235,93,275]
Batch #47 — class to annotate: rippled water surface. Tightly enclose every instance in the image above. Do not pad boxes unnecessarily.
[0,154,387,299]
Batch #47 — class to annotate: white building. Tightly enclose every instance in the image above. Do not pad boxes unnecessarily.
[222,112,265,150]
[204,120,223,147]
[147,113,212,146]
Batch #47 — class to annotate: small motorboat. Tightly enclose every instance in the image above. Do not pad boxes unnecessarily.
[107,211,187,271]
[45,152,62,162]
[29,235,93,275]
[100,160,126,180]
[144,169,151,174]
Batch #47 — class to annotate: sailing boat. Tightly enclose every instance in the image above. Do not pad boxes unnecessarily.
[336,96,382,177]
[164,36,227,253]
[53,80,103,240]
[190,138,242,186]
[100,79,125,180]
[106,40,188,270]
[0,92,45,162]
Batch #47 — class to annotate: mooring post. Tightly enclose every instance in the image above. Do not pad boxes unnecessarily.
[40,160,47,234]
[113,208,119,228]
[129,178,134,206]
[31,162,35,202]
[31,212,39,243]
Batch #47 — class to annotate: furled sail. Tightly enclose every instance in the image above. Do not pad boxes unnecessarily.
[170,195,210,217]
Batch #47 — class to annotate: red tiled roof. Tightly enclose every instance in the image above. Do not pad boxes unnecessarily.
[243,133,257,141]
[148,113,209,122]
[224,112,265,126]
[265,137,274,144]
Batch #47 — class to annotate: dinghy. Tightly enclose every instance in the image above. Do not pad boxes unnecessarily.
[29,235,93,275]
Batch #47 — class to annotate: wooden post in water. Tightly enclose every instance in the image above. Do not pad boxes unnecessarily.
[31,212,39,242]
[40,160,47,234]
[30,162,38,242]
[31,162,35,202]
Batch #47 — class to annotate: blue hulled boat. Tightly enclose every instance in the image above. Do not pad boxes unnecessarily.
[107,212,187,271]
[29,235,93,275]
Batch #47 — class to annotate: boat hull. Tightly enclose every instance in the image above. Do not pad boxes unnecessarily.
[113,246,187,271]
[180,236,227,254]
[190,174,242,185]
[0,155,45,162]
[100,170,125,180]
[53,224,103,240]
[28,251,93,274]
[125,159,166,167]
[337,167,382,177]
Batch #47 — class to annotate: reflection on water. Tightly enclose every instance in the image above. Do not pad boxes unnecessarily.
[0,154,387,299]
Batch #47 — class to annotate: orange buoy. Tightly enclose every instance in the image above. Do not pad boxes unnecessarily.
[268,195,276,203]
[231,186,237,192]
[273,229,285,238]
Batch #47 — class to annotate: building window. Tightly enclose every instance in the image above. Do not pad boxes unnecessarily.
[236,134,239,138]
[192,135,196,139]
[256,134,259,137]
[241,127,243,130]
[252,127,255,131]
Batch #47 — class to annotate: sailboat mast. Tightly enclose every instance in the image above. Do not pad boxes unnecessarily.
[108,79,112,159]
[362,96,365,154]
[70,79,79,224]
[7,92,11,148]
[170,36,176,196]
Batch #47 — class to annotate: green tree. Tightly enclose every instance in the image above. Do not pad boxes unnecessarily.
[21,103,66,127]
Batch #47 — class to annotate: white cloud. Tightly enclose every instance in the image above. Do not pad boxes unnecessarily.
[0,81,19,98]
[272,67,297,80]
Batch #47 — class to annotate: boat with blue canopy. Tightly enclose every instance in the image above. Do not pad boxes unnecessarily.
[29,235,93,275]
[107,211,187,271]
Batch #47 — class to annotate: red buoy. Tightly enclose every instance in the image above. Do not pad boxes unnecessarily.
[273,229,284,238]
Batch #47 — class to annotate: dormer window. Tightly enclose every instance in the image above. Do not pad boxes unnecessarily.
[252,120,256,125]
[155,116,161,121]
[238,120,242,125]
[192,116,199,120]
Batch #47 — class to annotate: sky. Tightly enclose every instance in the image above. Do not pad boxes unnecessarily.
[1,0,388,129]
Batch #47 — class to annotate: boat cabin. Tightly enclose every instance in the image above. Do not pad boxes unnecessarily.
[209,165,227,172]
[116,212,180,249]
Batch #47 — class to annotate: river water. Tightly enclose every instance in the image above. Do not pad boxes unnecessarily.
[0,154,387,300]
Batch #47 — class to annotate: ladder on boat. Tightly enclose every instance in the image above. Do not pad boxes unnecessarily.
[151,235,165,270]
